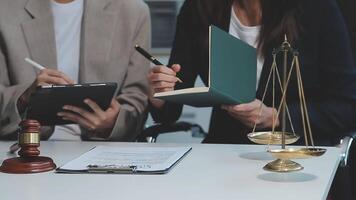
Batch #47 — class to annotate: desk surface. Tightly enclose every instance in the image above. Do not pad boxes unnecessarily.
[0,141,340,200]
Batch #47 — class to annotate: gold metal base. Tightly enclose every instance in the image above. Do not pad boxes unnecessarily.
[263,148,327,173]
[263,159,303,173]
[247,131,299,145]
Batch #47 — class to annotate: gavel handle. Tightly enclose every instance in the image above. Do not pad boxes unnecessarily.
[8,143,20,154]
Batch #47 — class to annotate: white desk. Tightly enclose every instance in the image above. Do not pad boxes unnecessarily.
[0,141,340,200]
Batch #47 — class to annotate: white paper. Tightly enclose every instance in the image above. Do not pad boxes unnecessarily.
[59,146,191,172]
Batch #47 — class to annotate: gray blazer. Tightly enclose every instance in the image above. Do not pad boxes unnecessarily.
[0,0,151,141]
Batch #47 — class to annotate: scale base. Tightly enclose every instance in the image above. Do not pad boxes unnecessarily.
[263,159,303,173]
[0,156,56,174]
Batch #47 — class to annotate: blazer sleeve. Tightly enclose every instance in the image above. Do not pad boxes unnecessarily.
[288,0,356,140]
[105,4,151,141]
[0,34,30,138]
[150,0,200,124]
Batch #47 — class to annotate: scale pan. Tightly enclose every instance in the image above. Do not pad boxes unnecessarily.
[247,131,299,145]
[267,148,327,160]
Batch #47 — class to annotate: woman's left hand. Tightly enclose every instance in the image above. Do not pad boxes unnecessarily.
[58,98,121,137]
[221,99,279,129]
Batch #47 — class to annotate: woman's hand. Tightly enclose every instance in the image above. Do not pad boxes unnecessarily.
[147,64,181,108]
[222,99,279,129]
[148,64,181,93]
[35,68,75,86]
[57,99,121,138]
[18,69,75,113]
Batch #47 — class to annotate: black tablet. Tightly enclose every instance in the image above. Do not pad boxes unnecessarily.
[26,82,118,126]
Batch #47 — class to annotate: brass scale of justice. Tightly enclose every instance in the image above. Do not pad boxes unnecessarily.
[247,35,326,172]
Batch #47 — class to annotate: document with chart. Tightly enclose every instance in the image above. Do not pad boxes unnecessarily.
[56,146,192,174]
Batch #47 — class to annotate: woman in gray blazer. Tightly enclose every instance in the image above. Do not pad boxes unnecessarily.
[0,0,151,141]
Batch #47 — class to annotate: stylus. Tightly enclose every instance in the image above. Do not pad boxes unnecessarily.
[25,57,46,70]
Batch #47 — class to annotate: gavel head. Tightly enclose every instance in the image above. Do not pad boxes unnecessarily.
[18,120,41,157]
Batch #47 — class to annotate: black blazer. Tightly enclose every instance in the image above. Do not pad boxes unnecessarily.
[337,0,356,61]
[151,0,356,145]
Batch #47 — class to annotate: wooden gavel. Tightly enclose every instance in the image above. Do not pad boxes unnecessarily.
[0,120,56,174]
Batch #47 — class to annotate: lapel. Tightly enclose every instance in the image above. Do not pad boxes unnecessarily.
[22,0,57,69]
[221,0,233,32]
[79,0,119,82]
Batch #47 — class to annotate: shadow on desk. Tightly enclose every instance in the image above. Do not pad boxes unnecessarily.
[239,151,274,161]
[258,172,317,183]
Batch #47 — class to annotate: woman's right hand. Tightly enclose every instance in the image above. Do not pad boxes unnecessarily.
[148,64,181,93]
[147,64,181,108]
[34,69,75,87]
[18,69,75,112]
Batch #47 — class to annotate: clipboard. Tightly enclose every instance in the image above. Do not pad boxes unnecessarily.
[56,146,192,174]
[26,82,118,126]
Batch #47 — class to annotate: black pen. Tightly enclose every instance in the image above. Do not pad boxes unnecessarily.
[135,45,183,83]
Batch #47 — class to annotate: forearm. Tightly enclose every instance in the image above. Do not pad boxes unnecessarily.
[148,0,199,124]
[0,83,32,137]
[108,104,148,141]
[150,101,183,124]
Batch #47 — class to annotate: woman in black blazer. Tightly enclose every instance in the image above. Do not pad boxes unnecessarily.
[149,0,356,145]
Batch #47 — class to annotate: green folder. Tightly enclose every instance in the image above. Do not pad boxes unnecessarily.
[154,25,257,107]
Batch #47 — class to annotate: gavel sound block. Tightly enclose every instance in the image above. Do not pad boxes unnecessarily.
[0,120,56,173]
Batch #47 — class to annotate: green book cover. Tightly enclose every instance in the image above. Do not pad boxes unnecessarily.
[154,25,257,107]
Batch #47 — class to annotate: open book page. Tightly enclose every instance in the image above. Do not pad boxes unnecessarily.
[58,146,192,173]
[154,87,210,97]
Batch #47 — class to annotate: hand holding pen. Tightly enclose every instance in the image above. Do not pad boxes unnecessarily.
[135,45,183,94]
[17,58,75,113]
[9,59,76,153]
[24,58,120,135]
[25,58,75,86]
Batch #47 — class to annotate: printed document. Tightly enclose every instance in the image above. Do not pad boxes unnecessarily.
[57,146,192,174]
